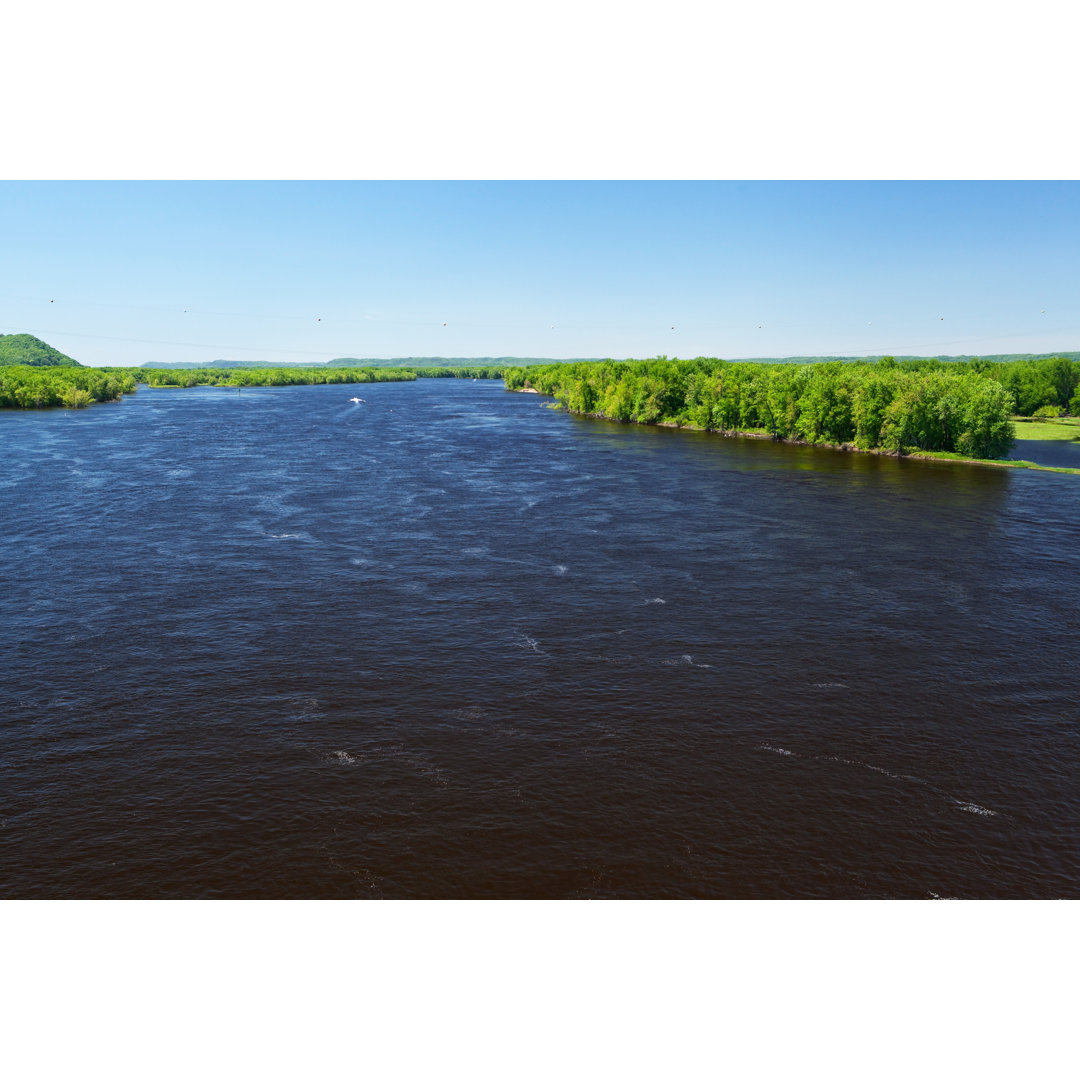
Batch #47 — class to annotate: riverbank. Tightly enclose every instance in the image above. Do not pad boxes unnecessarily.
[513,390,1080,475]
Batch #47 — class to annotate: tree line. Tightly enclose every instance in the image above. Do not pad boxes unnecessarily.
[120,365,505,387]
[0,363,508,407]
[121,366,421,388]
[502,356,1042,458]
[979,355,1080,415]
[0,365,137,408]
[6,354,1077,455]
[409,365,506,379]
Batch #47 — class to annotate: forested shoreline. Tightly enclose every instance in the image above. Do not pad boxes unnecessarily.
[5,353,1080,466]
[504,356,1080,459]
[125,366,420,388]
[115,364,504,386]
[0,363,504,408]
[0,365,137,409]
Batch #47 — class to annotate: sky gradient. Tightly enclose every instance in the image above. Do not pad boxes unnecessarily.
[1,180,1076,367]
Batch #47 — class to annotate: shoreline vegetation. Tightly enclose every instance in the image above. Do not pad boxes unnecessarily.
[517,394,1080,475]
[3,344,1079,474]
[0,363,496,409]
[503,356,1080,475]
[0,365,138,409]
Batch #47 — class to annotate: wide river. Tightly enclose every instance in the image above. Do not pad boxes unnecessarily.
[3,379,1079,898]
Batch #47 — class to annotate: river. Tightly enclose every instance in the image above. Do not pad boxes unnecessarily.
[2,379,1078,897]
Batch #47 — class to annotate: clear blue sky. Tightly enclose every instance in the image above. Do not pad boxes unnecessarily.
[1,181,1076,367]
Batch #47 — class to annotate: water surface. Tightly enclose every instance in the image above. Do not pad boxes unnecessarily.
[2,380,1078,897]
[1008,437,1080,469]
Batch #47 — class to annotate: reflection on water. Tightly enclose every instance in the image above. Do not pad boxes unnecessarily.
[1,380,1079,898]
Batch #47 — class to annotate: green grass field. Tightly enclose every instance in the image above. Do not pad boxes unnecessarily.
[1011,416,1080,441]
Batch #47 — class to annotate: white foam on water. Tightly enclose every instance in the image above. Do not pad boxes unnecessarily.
[326,750,358,766]
[760,743,794,756]
[824,755,925,785]
[516,633,546,654]
[644,597,666,605]
[553,564,568,576]
[269,533,302,540]
[822,754,999,817]
[661,654,712,669]
[813,682,849,688]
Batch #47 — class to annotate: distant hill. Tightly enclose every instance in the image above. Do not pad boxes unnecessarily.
[932,352,1080,364]
[0,334,79,367]
[139,359,324,369]
[326,356,607,368]
[333,353,1080,368]
[113,350,1080,371]
[731,352,1080,365]
[138,356,603,370]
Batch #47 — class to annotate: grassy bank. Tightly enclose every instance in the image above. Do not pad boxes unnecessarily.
[1011,416,1080,441]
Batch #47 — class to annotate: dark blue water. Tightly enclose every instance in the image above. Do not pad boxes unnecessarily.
[1008,437,1080,470]
[3,380,1079,897]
